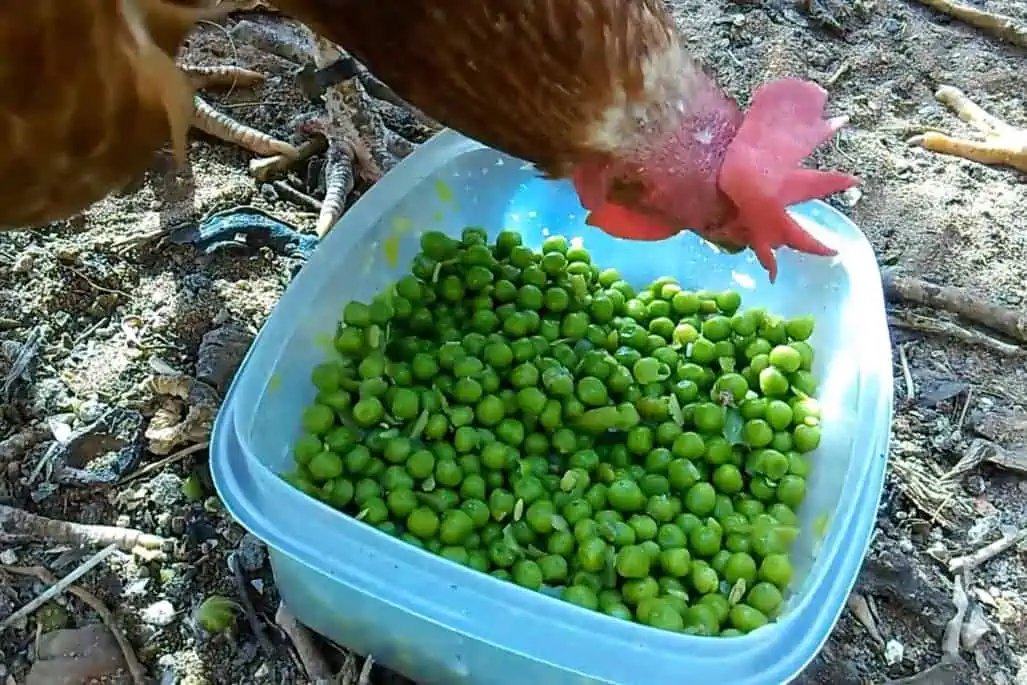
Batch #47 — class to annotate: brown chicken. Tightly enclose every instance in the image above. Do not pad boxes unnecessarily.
[0,0,296,231]
[263,0,858,280]
[2,0,856,281]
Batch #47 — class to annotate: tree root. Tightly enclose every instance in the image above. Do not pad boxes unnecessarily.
[0,503,167,550]
[275,601,333,684]
[882,269,1027,348]
[888,312,1027,358]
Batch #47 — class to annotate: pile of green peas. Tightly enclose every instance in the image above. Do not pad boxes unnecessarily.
[284,226,825,637]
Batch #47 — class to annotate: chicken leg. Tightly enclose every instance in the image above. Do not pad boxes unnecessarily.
[182,64,299,158]
[291,37,418,236]
[226,19,430,237]
[912,0,1027,48]
[909,86,1027,173]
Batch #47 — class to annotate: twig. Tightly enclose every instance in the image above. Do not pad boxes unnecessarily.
[250,137,327,182]
[228,554,275,658]
[0,503,167,550]
[889,457,971,529]
[888,312,1027,358]
[2,562,148,685]
[71,316,110,349]
[0,544,118,630]
[116,441,209,486]
[275,601,333,683]
[942,573,969,658]
[271,180,323,212]
[357,655,375,685]
[948,527,1027,573]
[956,388,973,428]
[883,574,968,685]
[847,593,885,646]
[882,270,1027,344]
[825,59,851,87]
[57,264,132,298]
[898,343,916,401]
[2,325,44,400]
[912,0,1027,48]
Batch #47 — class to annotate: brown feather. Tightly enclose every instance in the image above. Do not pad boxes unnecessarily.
[0,0,227,229]
[275,0,682,176]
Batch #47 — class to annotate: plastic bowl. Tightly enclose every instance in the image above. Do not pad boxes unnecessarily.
[211,129,893,685]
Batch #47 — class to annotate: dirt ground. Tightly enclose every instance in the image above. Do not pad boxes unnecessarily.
[2,1,1027,683]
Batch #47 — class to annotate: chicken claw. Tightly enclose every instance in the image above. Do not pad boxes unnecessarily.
[181,64,299,158]
[908,86,1027,173]
[913,0,1027,48]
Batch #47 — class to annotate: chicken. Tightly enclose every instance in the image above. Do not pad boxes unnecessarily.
[0,0,297,231]
[269,0,858,281]
[908,0,1027,173]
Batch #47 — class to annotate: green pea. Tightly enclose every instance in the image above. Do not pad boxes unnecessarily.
[407,507,440,539]
[562,585,599,610]
[660,547,692,577]
[729,604,769,633]
[301,404,335,435]
[759,367,790,396]
[576,537,609,572]
[785,315,815,341]
[607,479,645,512]
[308,451,343,481]
[776,475,807,508]
[793,424,822,453]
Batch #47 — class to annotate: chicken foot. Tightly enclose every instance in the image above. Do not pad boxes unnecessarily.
[241,32,417,237]
[293,75,414,237]
[181,64,299,158]
[908,86,1027,173]
[912,0,1027,48]
[307,43,417,236]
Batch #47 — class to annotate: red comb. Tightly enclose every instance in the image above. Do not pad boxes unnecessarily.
[718,78,859,282]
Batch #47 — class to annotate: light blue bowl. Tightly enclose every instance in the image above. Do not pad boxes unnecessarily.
[211,129,893,685]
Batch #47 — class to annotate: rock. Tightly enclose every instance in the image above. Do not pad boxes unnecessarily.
[24,623,130,685]
[884,639,904,666]
[195,321,254,392]
[234,534,267,573]
[12,253,33,274]
[141,600,177,627]
[839,187,863,208]
[76,399,110,424]
[148,472,185,508]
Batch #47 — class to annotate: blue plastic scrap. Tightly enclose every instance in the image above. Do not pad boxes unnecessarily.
[169,206,319,261]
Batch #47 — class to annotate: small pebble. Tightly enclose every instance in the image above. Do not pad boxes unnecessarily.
[839,187,863,208]
[884,639,904,665]
[0,549,18,565]
[76,398,110,424]
[156,512,173,532]
[234,534,267,573]
[123,578,151,598]
[12,253,34,274]
[148,472,185,508]
[140,600,177,627]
